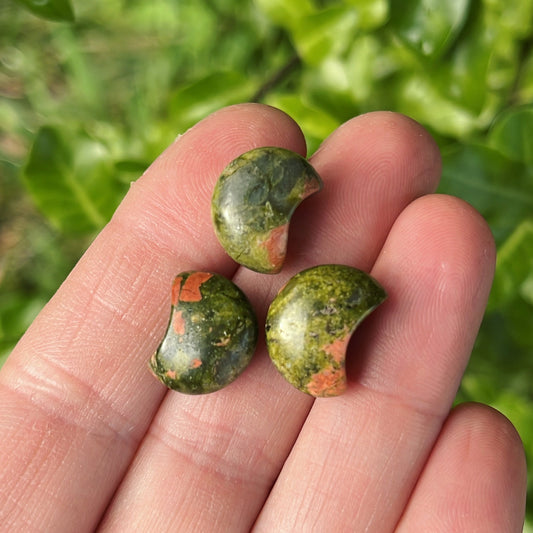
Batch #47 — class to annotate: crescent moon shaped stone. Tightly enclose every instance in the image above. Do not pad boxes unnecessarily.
[150,271,258,394]
[211,147,323,274]
[265,265,387,397]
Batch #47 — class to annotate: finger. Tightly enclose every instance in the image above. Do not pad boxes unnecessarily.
[98,112,443,532]
[396,403,527,533]
[0,104,306,532]
[254,195,496,532]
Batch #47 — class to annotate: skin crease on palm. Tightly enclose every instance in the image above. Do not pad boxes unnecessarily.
[0,104,527,532]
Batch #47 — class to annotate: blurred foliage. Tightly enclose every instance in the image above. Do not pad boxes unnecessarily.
[14,0,74,22]
[1,0,532,523]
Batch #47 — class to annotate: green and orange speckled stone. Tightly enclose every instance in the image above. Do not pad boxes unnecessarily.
[265,265,387,397]
[150,271,258,394]
[211,147,323,274]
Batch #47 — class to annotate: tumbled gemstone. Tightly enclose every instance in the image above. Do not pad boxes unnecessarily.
[150,271,258,394]
[212,147,323,274]
[265,264,387,397]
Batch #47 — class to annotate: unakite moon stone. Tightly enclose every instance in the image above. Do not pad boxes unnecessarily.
[150,271,258,394]
[211,147,323,274]
[265,265,387,397]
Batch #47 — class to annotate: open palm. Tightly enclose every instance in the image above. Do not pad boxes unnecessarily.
[0,105,526,532]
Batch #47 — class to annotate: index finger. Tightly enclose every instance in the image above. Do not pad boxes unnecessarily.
[0,104,306,532]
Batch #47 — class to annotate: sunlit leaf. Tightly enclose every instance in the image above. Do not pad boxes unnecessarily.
[520,270,533,306]
[395,74,480,138]
[432,2,521,114]
[263,93,339,154]
[489,105,533,166]
[346,35,387,104]
[23,127,126,234]
[254,0,314,30]
[389,0,470,59]
[169,72,255,133]
[15,0,74,22]
[343,0,388,30]
[292,7,359,65]
[484,0,533,37]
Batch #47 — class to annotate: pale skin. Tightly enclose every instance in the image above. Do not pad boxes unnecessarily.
[0,104,527,532]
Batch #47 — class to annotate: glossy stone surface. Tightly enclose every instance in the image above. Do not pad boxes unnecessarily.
[265,265,387,397]
[212,147,323,274]
[150,271,258,394]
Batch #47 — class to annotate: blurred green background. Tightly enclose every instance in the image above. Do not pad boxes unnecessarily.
[1,0,532,526]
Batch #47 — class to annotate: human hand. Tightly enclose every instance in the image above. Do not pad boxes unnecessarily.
[0,105,526,532]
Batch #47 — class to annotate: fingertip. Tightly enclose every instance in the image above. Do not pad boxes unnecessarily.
[378,193,496,306]
[448,402,526,475]
[313,111,442,197]
[442,402,527,530]
[396,401,527,533]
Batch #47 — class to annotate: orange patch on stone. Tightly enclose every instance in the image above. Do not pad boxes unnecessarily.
[190,358,202,369]
[302,177,322,199]
[180,272,213,302]
[171,276,183,306]
[306,366,346,397]
[172,310,186,335]
[322,333,350,364]
[165,369,177,379]
[261,224,288,272]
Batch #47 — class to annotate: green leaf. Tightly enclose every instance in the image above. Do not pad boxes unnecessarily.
[389,1,523,126]
[389,0,470,59]
[483,0,533,38]
[0,293,46,369]
[499,295,533,351]
[343,0,389,31]
[169,72,255,133]
[346,35,382,103]
[395,74,480,138]
[23,127,126,234]
[431,2,522,115]
[254,0,314,30]
[15,0,74,22]
[292,7,359,65]
[515,53,533,104]
[256,0,387,64]
[490,219,533,308]
[519,270,533,306]
[263,93,339,154]
[439,143,533,244]
[489,105,533,166]
[434,11,493,112]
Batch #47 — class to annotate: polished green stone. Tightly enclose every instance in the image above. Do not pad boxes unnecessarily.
[150,271,258,394]
[265,265,387,397]
[211,147,323,274]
